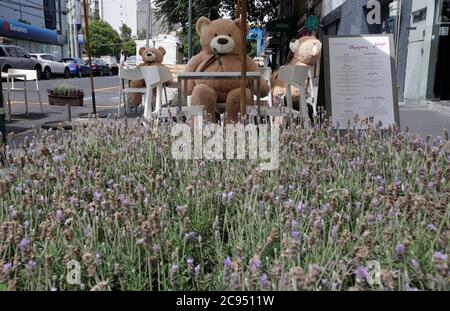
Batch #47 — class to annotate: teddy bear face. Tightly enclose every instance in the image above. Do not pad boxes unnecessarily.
[139,46,166,64]
[196,17,248,55]
[289,36,322,66]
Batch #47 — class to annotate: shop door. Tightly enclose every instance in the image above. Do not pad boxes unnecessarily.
[434,0,450,100]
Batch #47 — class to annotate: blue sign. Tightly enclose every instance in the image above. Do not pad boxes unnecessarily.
[0,19,58,44]
[247,28,264,57]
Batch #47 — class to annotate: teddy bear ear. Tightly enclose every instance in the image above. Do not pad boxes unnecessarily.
[234,19,250,35]
[196,16,211,35]
[158,47,166,56]
[139,47,146,56]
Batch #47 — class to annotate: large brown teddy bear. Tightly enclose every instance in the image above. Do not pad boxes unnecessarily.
[185,17,269,123]
[272,36,322,108]
[128,46,167,108]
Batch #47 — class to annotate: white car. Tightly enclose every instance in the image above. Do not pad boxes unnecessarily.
[30,53,71,79]
[124,55,137,68]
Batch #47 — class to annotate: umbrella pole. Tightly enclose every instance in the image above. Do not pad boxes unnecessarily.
[240,0,247,119]
[83,0,97,115]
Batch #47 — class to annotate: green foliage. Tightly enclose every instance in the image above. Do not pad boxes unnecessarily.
[121,40,137,57]
[120,24,133,42]
[87,20,122,56]
[47,84,84,97]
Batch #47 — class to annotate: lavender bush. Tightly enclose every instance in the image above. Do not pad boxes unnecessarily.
[0,118,448,291]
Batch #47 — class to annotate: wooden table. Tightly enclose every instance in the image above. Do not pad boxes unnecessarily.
[2,72,28,122]
[177,71,262,114]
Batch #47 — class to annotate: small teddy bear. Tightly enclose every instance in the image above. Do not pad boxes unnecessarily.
[128,46,167,108]
[272,36,322,110]
[185,17,270,123]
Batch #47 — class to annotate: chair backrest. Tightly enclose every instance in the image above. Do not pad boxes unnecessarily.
[7,69,37,81]
[141,66,173,87]
[259,67,272,82]
[119,68,143,82]
[277,65,309,87]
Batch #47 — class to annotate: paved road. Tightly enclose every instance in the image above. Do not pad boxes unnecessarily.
[1,76,449,145]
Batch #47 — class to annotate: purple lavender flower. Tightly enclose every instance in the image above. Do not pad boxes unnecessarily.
[396,244,406,256]
[10,209,18,219]
[19,238,30,251]
[23,221,30,229]
[55,209,64,222]
[433,251,447,262]
[249,257,261,273]
[260,273,269,289]
[118,194,129,206]
[278,185,285,197]
[410,259,420,269]
[355,266,368,282]
[15,185,23,193]
[284,200,293,210]
[84,228,92,238]
[194,265,200,277]
[427,182,435,190]
[296,202,306,214]
[53,155,64,162]
[224,256,232,269]
[291,230,301,241]
[93,191,102,202]
[427,224,437,232]
[259,201,265,210]
[3,262,12,273]
[354,202,362,210]
[187,258,194,269]
[87,170,94,179]
[176,205,186,216]
[227,191,236,203]
[70,196,78,207]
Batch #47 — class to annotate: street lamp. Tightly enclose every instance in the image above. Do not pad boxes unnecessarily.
[188,0,193,59]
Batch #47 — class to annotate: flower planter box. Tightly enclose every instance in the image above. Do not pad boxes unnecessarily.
[48,95,84,107]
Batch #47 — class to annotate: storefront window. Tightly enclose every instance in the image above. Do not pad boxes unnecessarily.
[437,0,450,24]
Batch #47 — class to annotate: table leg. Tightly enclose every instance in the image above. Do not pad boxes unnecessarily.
[256,78,261,116]
[184,79,188,108]
[24,79,28,116]
[178,77,182,110]
[66,104,72,122]
[6,77,11,122]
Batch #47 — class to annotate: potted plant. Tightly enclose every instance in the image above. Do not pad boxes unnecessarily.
[48,84,84,107]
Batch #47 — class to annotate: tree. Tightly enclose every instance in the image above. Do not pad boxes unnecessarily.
[120,24,133,42]
[154,0,279,56]
[87,20,121,56]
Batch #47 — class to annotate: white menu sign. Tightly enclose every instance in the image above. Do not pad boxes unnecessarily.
[328,36,397,129]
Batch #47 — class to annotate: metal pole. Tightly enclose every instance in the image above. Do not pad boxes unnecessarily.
[83,0,97,115]
[395,0,403,68]
[146,0,151,47]
[188,0,193,58]
[73,0,80,58]
[240,0,247,118]
[0,77,6,146]
[68,0,74,57]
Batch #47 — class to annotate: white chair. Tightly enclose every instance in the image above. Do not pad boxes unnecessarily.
[277,65,311,129]
[259,67,273,108]
[141,66,172,120]
[4,69,43,121]
[117,68,147,117]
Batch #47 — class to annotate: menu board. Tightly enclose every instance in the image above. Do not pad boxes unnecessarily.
[324,35,399,129]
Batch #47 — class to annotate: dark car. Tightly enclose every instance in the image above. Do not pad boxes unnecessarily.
[0,44,43,79]
[63,58,89,78]
[91,58,111,76]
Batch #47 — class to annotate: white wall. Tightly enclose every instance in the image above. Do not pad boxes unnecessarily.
[99,0,137,36]
[322,0,346,16]
[403,0,437,103]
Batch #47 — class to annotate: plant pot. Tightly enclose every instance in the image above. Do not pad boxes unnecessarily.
[48,95,84,107]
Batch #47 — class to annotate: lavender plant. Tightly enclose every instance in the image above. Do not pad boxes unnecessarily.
[0,118,448,291]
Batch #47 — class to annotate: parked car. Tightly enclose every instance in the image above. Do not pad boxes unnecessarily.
[30,53,71,79]
[124,55,137,68]
[63,58,90,78]
[0,44,43,79]
[91,58,112,76]
[101,56,119,75]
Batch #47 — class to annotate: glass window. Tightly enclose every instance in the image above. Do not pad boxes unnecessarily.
[0,48,6,57]
[41,55,51,61]
[437,0,450,24]
[6,47,18,57]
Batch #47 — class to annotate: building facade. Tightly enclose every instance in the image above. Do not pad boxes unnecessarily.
[137,0,164,38]
[0,0,68,58]
[99,0,137,36]
[404,0,450,103]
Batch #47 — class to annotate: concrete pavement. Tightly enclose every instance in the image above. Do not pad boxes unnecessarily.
[2,76,449,146]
